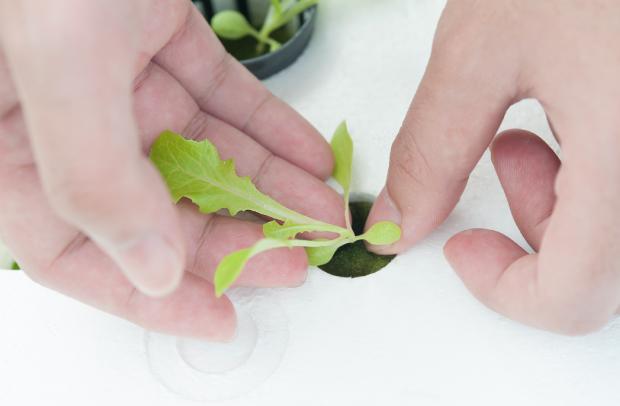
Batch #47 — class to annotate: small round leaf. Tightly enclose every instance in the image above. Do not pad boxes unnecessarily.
[363,221,402,246]
[211,11,255,40]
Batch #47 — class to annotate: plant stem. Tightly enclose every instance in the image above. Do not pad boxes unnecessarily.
[270,0,283,16]
[256,0,318,54]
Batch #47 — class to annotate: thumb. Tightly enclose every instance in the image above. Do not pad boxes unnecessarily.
[2,5,184,296]
[365,24,518,254]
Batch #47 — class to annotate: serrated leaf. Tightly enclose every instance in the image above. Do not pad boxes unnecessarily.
[362,221,402,246]
[214,239,291,297]
[150,131,314,224]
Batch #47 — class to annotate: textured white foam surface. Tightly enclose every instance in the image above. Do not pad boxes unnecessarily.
[1,1,619,405]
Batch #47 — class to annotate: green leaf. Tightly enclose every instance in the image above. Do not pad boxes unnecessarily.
[263,220,346,240]
[331,121,354,229]
[150,131,318,225]
[214,239,290,297]
[211,10,257,40]
[362,221,402,246]
[305,244,342,267]
[331,121,353,195]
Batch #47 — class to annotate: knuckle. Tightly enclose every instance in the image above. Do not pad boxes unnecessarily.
[197,53,233,107]
[390,125,432,188]
[390,121,469,190]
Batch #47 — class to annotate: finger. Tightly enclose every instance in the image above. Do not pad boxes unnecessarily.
[0,47,32,168]
[0,163,233,340]
[1,4,184,296]
[445,142,620,335]
[152,6,334,180]
[1,60,321,289]
[444,95,620,335]
[491,130,560,250]
[444,227,619,335]
[43,240,236,341]
[365,11,520,254]
[0,48,18,119]
[0,167,303,338]
[133,63,345,227]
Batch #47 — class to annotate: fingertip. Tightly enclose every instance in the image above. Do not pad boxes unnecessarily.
[444,229,526,300]
[443,229,487,273]
[186,278,238,342]
[126,275,237,341]
[365,187,403,255]
[114,233,185,298]
[207,294,238,342]
[491,129,555,167]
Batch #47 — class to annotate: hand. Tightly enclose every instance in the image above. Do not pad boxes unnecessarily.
[0,0,343,339]
[366,0,620,335]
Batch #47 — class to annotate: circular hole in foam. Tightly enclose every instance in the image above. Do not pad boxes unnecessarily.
[145,290,289,402]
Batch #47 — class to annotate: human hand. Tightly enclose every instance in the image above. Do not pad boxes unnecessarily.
[366,0,620,335]
[0,0,343,339]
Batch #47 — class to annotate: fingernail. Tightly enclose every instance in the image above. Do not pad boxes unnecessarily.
[372,187,401,225]
[366,187,402,254]
[113,233,184,297]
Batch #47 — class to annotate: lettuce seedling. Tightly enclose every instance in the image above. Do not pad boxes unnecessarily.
[211,0,319,55]
[150,122,400,297]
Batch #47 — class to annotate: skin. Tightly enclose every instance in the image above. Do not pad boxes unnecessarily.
[366,0,620,335]
[0,0,344,340]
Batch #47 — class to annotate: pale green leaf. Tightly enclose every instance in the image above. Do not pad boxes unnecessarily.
[263,220,345,240]
[214,239,291,297]
[362,221,402,246]
[305,244,342,267]
[331,121,354,229]
[331,121,353,195]
[211,10,257,40]
[150,131,316,225]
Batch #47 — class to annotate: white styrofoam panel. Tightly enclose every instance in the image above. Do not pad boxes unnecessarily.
[1,1,618,406]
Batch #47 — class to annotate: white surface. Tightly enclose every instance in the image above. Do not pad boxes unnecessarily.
[1,1,619,405]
